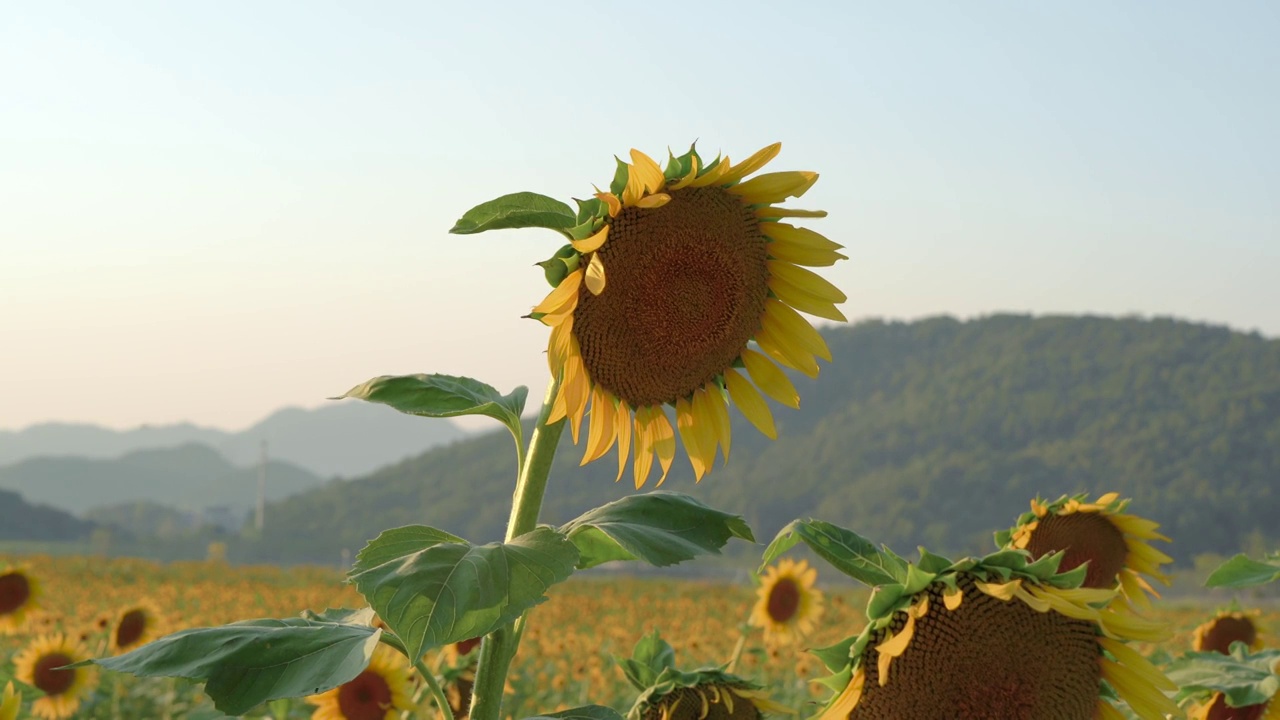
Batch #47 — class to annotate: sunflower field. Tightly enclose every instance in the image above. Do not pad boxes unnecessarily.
[5,142,1280,719]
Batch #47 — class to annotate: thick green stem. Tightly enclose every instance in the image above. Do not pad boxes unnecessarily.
[468,377,565,720]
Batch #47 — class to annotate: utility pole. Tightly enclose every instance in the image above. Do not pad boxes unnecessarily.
[255,440,267,532]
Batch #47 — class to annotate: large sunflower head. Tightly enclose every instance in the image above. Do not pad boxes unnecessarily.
[1167,646,1280,720]
[749,558,823,647]
[996,492,1173,611]
[470,142,845,488]
[0,682,21,720]
[810,547,1179,720]
[13,633,98,720]
[1194,609,1266,655]
[305,644,414,720]
[0,564,42,634]
[110,599,166,654]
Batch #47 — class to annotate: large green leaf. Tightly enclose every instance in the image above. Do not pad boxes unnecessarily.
[1165,648,1280,708]
[77,617,380,715]
[761,519,903,587]
[348,526,579,662]
[1205,553,1280,588]
[335,373,527,453]
[525,706,626,720]
[449,192,576,235]
[560,492,755,569]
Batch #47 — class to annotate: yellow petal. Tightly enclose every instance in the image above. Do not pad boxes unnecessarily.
[740,349,799,409]
[769,274,849,322]
[622,158,644,206]
[755,323,820,378]
[768,260,847,303]
[629,149,666,194]
[702,386,733,461]
[761,299,832,362]
[1100,657,1181,720]
[634,192,671,209]
[632,407,656,488]
[649,409,676,487]
[687,155,733,188]
[1118,570,1154,612]
[717,142,781,185]
[571,224,609,254]
[1094,492,1120,506]
[675,397,709,481]
[761,222,844,251]
[668,154,700,191]
[818,670,864,720]
[563,353,589,444]
[1098,639,1178,692]
[585,252,606,295]
[943,586,963,611]
[614,399,633,483]
[689,389,721,472]
[728,171,818,204]
[532,269,583,316]
[767,241,848,268]
[580,385,617,465]
[756,206,828,219]
[595,191,621,218]
[725,368,777,439]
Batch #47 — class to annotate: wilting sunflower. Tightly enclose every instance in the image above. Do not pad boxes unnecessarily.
[1167,646,1280,720]
[110,599,166,654]
[306,644,414,720]
[495,142,844,488]
[1193,609,1265,655]
[13,633,98,720]
[810,547,1179,720]
[749,558,823,646]
[996,492,1173,611]
[0,565,41,634]
[0,682,21,720]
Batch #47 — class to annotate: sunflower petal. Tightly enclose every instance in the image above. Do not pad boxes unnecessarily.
[675,397,709,481]
[717,142,782,185]
[687,155,733,187]
[649,409,676,487]
[532,269,583,316]
[689,389,721,473]
[768,260,847,303]
[725,368,777,439]
[755,323,820,378]
[741,349,800,409]
[585,253,607,295]
[704,385,733,461]
[769,273,849,322]
[668,154,700,190]
[761,222,844,251]
[632,408,655,489]
[595,191,621,218]
[728,171,818,204]
[629,149,666,194]
[571,224,609,254]
[756,206,828,219]
[767,241,848,268]
[762,299,833,362]
[634,192,671,209]
[614,399,633,483]
[581,386,617,465]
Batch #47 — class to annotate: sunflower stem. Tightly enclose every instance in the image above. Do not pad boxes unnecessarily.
[415,658,455,720]
[469,375,565,720]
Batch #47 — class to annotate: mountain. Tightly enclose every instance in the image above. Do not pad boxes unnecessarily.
[247,315,1280,566]
[0,400,468,478]
[0,488,97,542]
[0,444,325,516]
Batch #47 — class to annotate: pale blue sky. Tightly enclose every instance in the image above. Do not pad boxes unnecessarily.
[2,2,1277,431]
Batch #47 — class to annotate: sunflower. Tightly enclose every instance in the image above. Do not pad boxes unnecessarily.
[306,644,415,720]
[110,599,166,654]
[528,142,845,488]
[1167,646,1280,720]
[1193,610,1265,655]
[749,558,823,646]
[996,492,1173,611]
[1188,693,1280,720]
[633,679,792,720]
[811,548,1179,720]
[0,682,21,720]
[0,565,41,634]
[13,633,98,720]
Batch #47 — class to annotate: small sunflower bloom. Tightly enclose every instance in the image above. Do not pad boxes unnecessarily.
[487,142,845,488]
[305,644,414,720]
[998,492,1173,611]
[1193,609,1265,655]
[749,559,823,646]
[0,565,41,634]
[110,599,166,654]
[13,633,98,720]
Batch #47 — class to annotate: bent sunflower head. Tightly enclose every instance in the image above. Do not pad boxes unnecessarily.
[810,548,1179,720]
[459,142,846,488]
[996,492,1173,611]
[1193,608,1266,655]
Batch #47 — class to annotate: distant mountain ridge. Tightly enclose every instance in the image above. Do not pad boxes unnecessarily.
[0,400,469,478]
[246,315,1280,566]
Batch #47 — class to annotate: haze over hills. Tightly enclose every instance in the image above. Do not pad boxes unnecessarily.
[244,315,1280,567]
[0,400,469,478]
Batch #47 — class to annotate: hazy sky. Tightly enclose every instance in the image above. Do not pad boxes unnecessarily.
[3,2,1277,432]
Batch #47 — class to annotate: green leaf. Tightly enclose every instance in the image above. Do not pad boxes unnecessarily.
[348,527,579,662]
[77,617,380,715]
[1165,649,1280,708]
[1205,553,1280,588]
[621,629,676,689]
[560,492,755,569]
[335,374,527,453]
[449,192,576,235]
[525,706,626,720]
[761,520,901,587]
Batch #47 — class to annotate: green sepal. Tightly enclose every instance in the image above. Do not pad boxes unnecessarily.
[610,157,629,196]
[537,245,581,287]
[574,196,606,224]
[901,564,937,596]
[567,218,602,241]
[813,664,853,694]
[865,584,906,620]
[562,492,755,569]
[664,144,700,182]
[449,192,577,236]
[915,548,953,574]
[1046,562,1088,589]
[1022,550,1066,579]
[811,634,859,673]
[1205,553,1280,589]
[880,545,911,583]
[980,549,1030,572]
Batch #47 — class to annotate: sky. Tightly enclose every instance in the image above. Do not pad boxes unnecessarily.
[2,1,1277,432]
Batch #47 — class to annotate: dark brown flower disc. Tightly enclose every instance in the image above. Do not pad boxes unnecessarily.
[641,685,761,720]
[1197,616,1259,655]
[34,652,76,696]
[0,571,31,614]
[849,576,1101,720]
[1023,512,1128,588]
[337,669,394,720]
[115,609,148,648]
[766,577,801,624]
[573,186,769,408]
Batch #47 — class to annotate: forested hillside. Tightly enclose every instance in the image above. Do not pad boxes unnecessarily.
[248,315,1280,566]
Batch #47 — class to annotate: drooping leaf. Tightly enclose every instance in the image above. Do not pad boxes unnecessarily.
[348,527,579,662]
[560,492,754,569]
[1205,553,1280,589]
[76,618,380,715]
[334,374,527,453]
[762,519,901,587]
[1165,649,1280,707]
[449,192,576,235]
